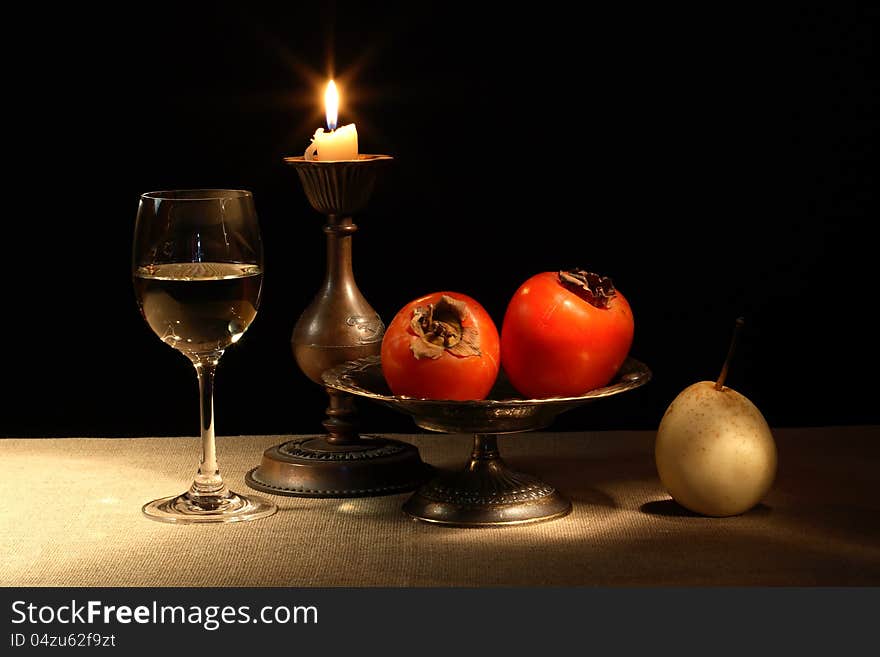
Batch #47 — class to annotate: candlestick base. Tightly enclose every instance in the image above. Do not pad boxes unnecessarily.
[246,435,431,498]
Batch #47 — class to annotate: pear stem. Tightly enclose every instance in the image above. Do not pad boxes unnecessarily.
[716,317,745,391]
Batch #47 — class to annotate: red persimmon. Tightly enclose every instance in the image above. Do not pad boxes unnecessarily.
[381,292,500,400]
[501,269,634,398]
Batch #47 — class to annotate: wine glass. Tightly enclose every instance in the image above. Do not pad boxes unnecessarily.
[133,189,277,524]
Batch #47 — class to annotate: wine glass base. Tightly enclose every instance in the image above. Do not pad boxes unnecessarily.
[142,490,277,524]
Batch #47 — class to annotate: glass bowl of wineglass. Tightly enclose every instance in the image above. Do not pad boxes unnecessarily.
[132,189,277,524]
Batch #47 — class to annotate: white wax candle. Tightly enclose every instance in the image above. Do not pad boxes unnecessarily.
[304,80,359,161]
[305,124,359,161]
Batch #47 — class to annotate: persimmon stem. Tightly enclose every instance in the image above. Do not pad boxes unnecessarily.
[716,317,745,390]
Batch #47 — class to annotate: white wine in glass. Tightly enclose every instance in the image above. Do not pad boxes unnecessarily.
[133,190,276,524]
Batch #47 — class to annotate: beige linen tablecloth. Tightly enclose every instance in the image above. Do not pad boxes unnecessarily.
[1,428,878,587]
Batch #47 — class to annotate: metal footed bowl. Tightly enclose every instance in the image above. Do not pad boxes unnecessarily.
[323,356,651,528]
[323,355,652,434]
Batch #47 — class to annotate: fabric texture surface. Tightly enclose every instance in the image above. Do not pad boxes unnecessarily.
[1,428,878,587]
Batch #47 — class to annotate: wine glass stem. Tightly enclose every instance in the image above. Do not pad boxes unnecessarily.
[189,358,229,500]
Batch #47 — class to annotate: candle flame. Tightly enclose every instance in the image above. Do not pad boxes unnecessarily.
[325,80,339,131]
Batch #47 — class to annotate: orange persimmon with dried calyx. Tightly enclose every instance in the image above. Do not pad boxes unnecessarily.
[501,268,634,398]
[381,292,500,400]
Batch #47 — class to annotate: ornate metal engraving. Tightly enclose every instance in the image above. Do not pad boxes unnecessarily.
[279,437,406,461]
[346,314,385,344]
[419,474,556,507]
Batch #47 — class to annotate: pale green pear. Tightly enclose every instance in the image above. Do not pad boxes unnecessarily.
[655,381,777,516]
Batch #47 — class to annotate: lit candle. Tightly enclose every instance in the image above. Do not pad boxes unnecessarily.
[305,80,359,161]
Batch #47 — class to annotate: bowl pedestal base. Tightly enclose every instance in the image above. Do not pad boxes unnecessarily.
[402,434,571,527]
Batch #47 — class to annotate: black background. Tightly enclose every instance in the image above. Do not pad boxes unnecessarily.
[2,3,876,437]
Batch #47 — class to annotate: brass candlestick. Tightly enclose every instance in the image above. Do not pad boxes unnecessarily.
[246,155,430,497]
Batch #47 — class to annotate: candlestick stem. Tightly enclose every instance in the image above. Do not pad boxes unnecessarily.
[324,215,356,288]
